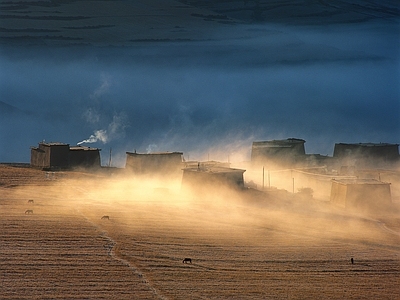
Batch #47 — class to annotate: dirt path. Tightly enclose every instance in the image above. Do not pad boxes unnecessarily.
[75,187,400,299]
[0,184,161,299]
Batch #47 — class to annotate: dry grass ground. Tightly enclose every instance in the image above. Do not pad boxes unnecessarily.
[1,164,400,299]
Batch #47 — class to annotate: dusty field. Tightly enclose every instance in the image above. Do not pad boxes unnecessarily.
[1,164,400,299]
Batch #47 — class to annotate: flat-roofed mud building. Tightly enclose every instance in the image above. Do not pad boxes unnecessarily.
[31,142,70,169]
[251,138,306,168]
[330,179,392,212]
[125,151,183,176]
[182,165,246,191]
[333,143,399,168]
[69,146,101,169]
[30,142,101,170]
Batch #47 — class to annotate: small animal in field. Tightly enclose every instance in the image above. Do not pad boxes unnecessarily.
[351,258,354,264]
[28,199,34,204]
[101,215,110,220]
[25,210,33,214]
[182,258,192,264]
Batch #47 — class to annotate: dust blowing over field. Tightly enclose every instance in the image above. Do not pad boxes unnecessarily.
[2,166,400,299]
[72,173,395,245]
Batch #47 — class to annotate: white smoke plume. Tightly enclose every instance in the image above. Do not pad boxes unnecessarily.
[82,108,100,124]
[108,113,128,138]
[90,74,110,100]
[77,112,128,146]
[146,144,158,153]
[77,129,108,145]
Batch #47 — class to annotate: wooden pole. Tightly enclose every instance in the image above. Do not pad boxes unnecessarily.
[108,148,112,167]
[292,177,295,194]
[262,166,265,190]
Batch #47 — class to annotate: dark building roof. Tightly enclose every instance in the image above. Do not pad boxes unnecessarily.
[335,142,399,147]
[126,151,183,156]
[184,160,231,169]
[333,143,399,167]
[183,166,245,174]
[251,138,306,168]
[252,138,306,148]
[70,146,101,151]
[39,142,69,147]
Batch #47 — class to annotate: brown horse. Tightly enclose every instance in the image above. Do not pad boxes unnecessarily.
[25,210,33,214]
[101,215,110,220]
[182,258,192,264]
[28,199,34,204]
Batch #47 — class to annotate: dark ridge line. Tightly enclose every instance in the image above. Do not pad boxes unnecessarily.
[0,14,90,20]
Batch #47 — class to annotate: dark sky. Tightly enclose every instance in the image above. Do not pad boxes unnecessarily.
[0,1,399,166]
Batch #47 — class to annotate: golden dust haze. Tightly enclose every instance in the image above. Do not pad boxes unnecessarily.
[1,164,400,299]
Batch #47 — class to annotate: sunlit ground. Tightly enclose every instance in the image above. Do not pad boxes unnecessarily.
[1,165,399,299]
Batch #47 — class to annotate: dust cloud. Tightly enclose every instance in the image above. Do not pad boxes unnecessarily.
[24,169,398,246]
[1,163,400,299]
